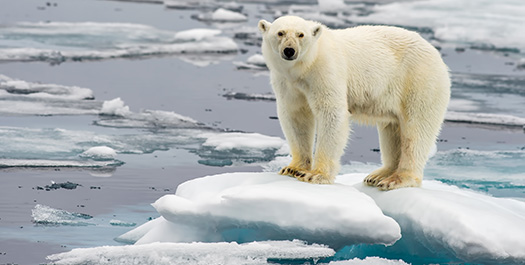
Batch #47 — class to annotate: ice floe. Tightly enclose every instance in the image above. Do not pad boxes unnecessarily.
[117,172,401,248]
[47,240,335,265]
[194,8,248,23]
[336,174,525,264]
[79,146,118,161]
[347,0,525,54]
[0,22,238,64]
[445,111,525,128]
[32,204,93,226]
[118,171,525,264]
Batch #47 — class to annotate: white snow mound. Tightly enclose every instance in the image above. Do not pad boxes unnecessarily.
[118,172,401,248]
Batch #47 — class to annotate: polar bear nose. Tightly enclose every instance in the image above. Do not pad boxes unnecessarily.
[283,47,296,59]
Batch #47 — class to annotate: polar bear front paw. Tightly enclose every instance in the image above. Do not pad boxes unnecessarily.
[376,171,421,191]
[364,167,394,187]
[279,167,333,184]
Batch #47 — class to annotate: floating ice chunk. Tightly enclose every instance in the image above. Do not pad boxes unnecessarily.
[174,28,222,42]
[233,54,269,71]
[195,8,248,22]
[32,204,93,226]
[223,91,275,101]
[200,132,285,151]
[100,97,131,117]
[445,111,525,127]
[47,240,334,265]
[122,172,401,248]
[0,158,123,168]
[0,74,94,100]
[336,174,525,264]
[110,219,137,227]
[194,132,288,166]
[79,146,117,161]
[329,257,409,265]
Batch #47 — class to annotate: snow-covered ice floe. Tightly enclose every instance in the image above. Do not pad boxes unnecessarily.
[0,22,238,64]
[108,172,525,264]
[47,240,335,265]
[117,172,401,248]
[347,0,525,54]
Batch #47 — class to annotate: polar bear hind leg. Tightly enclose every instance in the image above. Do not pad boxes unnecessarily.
[364,122,401,186]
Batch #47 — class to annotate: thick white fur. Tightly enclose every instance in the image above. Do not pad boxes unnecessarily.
[258,16,450,190]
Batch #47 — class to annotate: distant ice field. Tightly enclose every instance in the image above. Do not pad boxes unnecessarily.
[1,0,525,264]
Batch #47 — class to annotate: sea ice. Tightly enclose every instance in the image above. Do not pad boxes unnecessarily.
[347,0,525,53]
[117,172,401,248]
[79,146,118,161]
[47,240,335,265]
[0,22,238,64]
[99,97,131,117]
[32,204,93,226]
[0,74,94,100]
[337,174,525,264]
[195,8,248,22]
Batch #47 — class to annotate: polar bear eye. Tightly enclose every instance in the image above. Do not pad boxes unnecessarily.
[298,33,304,38]
[278,31,284,37]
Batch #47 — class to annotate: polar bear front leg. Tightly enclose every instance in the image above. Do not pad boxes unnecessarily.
[275,93,316,178]
[300,103,350,184]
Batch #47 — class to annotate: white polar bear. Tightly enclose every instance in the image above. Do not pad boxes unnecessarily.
[258,16,450,190]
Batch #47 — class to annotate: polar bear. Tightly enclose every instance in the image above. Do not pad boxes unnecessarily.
[258,16,450,190]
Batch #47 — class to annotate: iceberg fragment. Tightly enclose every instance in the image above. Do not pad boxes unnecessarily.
[120,172,401,248]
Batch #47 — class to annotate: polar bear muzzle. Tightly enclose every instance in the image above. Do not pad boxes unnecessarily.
[282,47,296,60]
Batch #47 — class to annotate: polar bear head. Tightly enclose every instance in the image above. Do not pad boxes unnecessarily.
[258,16,323,62]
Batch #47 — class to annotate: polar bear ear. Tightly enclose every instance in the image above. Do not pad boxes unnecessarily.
[312,24,322,38]
[258,20,271,34]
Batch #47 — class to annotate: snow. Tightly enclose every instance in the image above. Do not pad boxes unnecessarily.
[47,240,335,265]
[79,146,118,161]
[99,97,132,117]
[117,172,401,248]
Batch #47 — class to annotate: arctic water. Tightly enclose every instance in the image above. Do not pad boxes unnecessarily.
[1,0,525,264]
